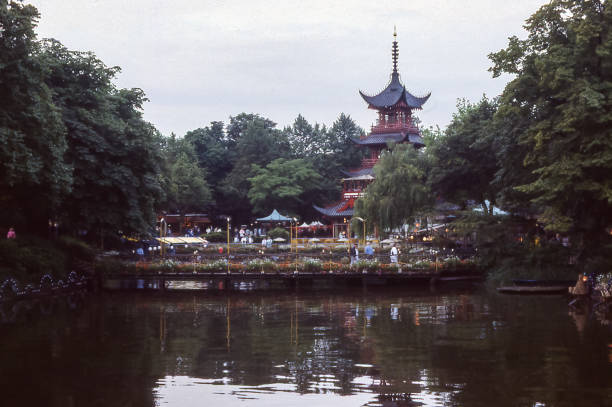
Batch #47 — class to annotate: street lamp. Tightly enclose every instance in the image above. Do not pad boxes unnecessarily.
[353,217,366,246]
[293,217,298,273]
[226,217,231,274]
[259,249,265,273]
[160,217,167,257]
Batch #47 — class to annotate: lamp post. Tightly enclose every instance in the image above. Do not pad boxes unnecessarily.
[293,217,299,273]
[353,217,366,246]
[226,217,231,274]
[289,219,293,254]
[160,217,166,257]
[259,249,265,273]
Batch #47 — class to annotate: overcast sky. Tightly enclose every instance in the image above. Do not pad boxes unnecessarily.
[29,0,548,137]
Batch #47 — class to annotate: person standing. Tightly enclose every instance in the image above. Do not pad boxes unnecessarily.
[136,247,145,261]
[350,243,359,265]
[390,244,399,264]
[6,227,15,239]
[365,243,374,259]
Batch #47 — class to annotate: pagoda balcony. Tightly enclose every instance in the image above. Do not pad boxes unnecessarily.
[370,122,418,134]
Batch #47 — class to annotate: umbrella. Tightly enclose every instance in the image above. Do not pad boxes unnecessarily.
[273,237,286,242]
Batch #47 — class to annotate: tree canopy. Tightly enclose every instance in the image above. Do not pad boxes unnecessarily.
[354,144,432,233]
[490,0,612,266]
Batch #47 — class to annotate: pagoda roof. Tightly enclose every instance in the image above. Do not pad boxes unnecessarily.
[342,167,374,177]
[352,132,405,145]
[313,201,354,217]
[342,174,374,181]
[352,132,425,147]
[359,73,430,110]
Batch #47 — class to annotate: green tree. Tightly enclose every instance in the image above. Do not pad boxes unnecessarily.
[0,1,70,231]
[161,134,212,214]
[39,39,164,242]
[355,144,432,233]
[219,115,290,222]
[285,114,328,158]
[184,121,231,209]
[489,0,612,268]
[428,96,499,213]
[247,158,323,215]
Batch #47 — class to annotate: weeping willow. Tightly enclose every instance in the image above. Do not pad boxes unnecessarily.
[354,144,432,234]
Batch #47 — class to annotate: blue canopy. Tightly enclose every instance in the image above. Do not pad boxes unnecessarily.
[256,209,292,222]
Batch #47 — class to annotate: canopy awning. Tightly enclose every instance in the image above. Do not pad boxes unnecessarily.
[256,209,292,222]
[156,237,208,244]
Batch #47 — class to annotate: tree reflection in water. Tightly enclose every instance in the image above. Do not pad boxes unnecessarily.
[1,287,612,407]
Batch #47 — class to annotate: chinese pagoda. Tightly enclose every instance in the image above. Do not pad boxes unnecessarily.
[314,29,430,235]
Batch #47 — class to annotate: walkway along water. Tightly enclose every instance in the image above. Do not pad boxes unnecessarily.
[100,269,485,292]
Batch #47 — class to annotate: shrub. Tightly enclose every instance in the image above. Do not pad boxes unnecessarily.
[202,260,228,273]
[0,237,66,282]
[204,232,227,242]
[268,227,289,240]
[303,258,322,273]
[355,260,380,273]
[57,236,95,261]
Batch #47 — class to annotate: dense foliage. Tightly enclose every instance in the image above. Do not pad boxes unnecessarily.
[2,0,610,281]
[356,0,612,277]
[0,1,364,243]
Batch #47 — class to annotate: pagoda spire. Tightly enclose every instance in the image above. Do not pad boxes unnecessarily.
[392,26,399,75]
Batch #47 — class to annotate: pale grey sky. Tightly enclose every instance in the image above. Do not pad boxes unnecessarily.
[29,0,548,136]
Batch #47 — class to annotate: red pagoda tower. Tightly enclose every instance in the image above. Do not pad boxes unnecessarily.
[314,29,430,235]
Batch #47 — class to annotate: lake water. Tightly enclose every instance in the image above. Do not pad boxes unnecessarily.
[1,285,612,406]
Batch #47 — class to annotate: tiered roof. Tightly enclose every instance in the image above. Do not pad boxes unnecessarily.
[359,73,430,110]
[313,202,354,217]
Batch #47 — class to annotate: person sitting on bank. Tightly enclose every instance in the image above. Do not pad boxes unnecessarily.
[6,227,16,239]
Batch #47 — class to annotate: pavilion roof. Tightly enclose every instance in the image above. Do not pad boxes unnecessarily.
[256,209,292,222]
[313,201,354,217]
[359,73,430,110]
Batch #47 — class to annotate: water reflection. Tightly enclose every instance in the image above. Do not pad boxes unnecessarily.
[1,287,612,406]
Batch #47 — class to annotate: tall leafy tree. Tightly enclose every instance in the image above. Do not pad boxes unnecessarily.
[184,121,231,198]
[428,96,499,213]
[0,0,70,231]
[160,134,212,214]
[219,115,290,222]
[490,0,612,266]
[39,39,164,242]
[247,158,323,216]
[355,144,432,233]
[309,113,364,204]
